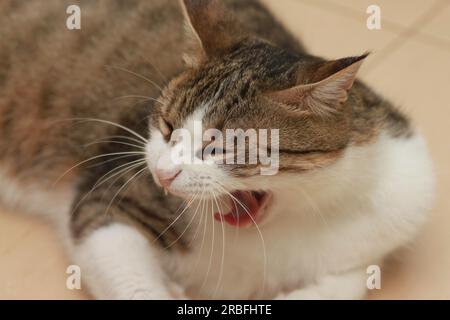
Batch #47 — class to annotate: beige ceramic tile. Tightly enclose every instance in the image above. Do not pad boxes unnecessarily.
[322,0,442,29]
[0,211,88,299]
[420,4,450,43]
[363,42,450,167]
[1,0,448,300]
[361,38,450,299]
[261,0,397,63]
[0,211,35,254]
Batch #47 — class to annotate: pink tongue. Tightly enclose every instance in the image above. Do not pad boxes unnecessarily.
[214,191,260,227]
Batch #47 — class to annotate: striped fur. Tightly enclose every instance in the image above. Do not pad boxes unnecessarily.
[0,0,427,300]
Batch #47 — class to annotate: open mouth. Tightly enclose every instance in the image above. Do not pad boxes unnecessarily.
[214,191,272,228]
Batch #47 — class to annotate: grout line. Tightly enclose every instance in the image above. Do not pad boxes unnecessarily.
[300,0,406,34]
[361,0,450,75]
[298,0,450,58]
[412,30,450,53]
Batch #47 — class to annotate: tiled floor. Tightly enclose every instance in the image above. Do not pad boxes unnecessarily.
[1,0,449,299]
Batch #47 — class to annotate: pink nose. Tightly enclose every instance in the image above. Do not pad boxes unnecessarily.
[155,169,181,188]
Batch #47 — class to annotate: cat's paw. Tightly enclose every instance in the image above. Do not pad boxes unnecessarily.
[168,282,189,300]
[127,288,173,300]
[126,285,187,300]
[275,288,322,300]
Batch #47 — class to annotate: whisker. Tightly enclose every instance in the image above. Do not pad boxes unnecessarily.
[86,153,145,169]
[106,65,163,92]
[298,186,329,227]
[224,192,240,243]
[64,117,148,143]
[215,183,267,298]
[212,191,226,299]
[53,151,146,185]
[113,95,163,105]
[100,135,147,147]
[153,195,197,243]
[164,191,203,249]
[186,186,209,290]
[140,55,169,83]
[199,197,215,294]
[70,160,147,217]
[190,202,205,244]
[187,187,206,246]
[100,160,148,202]
[84,139,146,150]
[104,165,148,217]
[94,160,147,189]
[199,196,208,251]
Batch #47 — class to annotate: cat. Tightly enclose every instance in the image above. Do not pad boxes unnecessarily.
[0,0,434,299]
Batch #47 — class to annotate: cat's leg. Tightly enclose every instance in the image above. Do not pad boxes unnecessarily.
[72,223,178,300]
[278,268,368,300]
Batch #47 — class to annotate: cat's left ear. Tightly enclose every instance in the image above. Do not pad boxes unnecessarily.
[265,53,369,116]
[180,0,240,65]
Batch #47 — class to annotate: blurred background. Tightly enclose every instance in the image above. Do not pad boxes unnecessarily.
[0,0,449,299]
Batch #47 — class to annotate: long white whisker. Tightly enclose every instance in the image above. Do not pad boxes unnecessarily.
[106,65,163,92]
[65,117,148,143]
[70,160,147,217]
[99,135,147,146]
[298,185,329,227]
[140,55,169,83]
[54,151,146,185]
[164,191,202,249]
[212,191,226,299]
[104,166,148,217]
[95,160,147,189]
[188,187,206,246]
[153,195,197,243]
[215,183,267,297]
[199,197,215,294]
[113,95,163,105]
[100,161,149,201]
[227,193,240,243]
[186,187,208,289]
[84,140,145,150]
[86,153,145,169]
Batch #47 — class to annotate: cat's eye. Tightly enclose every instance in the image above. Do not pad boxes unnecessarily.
[205,145,224,157]
[159,117,173,141]
[197,144,226,161]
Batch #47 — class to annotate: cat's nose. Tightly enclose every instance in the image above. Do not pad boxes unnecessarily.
[155,168,181,188]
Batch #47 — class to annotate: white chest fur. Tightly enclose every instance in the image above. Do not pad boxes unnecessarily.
[167,133,435,299]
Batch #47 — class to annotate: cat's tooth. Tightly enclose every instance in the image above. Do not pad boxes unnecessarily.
[164,188,168,196]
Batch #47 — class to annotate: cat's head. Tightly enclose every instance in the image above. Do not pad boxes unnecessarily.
[146,0,367,227]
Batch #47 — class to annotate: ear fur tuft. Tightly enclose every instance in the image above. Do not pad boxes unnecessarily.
[265,53,369,116]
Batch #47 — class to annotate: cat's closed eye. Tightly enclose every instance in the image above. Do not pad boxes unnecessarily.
[159,117,173,142]
[203,145,225,158]
[194,142,226,161]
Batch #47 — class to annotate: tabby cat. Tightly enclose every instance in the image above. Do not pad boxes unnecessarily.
[0,0,434,299]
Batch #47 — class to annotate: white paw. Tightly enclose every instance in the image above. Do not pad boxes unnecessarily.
[276,288,323,300]
[168,282,189,300]
[127,288,173,300]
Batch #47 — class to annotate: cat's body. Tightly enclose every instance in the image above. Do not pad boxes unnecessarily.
[0,0,434,299]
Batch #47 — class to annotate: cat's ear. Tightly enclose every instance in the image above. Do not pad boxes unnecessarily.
[265,53,369,116]
[180,0,239,65]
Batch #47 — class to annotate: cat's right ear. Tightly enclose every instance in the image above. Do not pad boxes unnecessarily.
[180,0,239,66]
[264,53,368,117]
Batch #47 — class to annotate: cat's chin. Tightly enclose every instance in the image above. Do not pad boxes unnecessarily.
[214,190,273,228]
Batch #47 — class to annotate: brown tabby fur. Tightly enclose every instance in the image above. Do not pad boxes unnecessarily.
[0,0,411,245]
